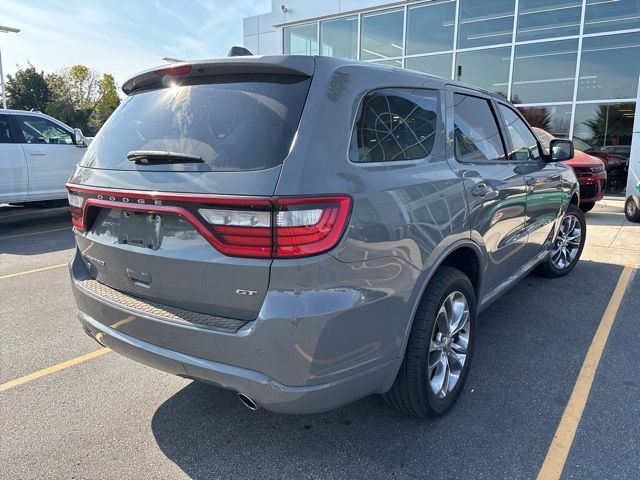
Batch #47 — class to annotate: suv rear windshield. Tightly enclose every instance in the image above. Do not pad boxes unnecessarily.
[80,74,311,172]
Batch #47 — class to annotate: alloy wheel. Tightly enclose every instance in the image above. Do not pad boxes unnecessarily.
[627,199,637,218]
[551,214,582,270]
[428,291,470,399]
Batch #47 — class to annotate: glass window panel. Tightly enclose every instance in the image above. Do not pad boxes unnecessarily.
[497,104,542,161]
[284,24,318,55]
[584,0,640,34]
[573,102,635,152]
[360,9,404,60]
[405,53,453,79]
[511,40,578,104]
[453,94,506,162]
[455,47,511,96]
[15,115,73,145]
[369,58,404,67]
[516,0,582,42]
[351,88,439,163]
[406,1,456,55]
[518,104,573,148]
[320,16,358,60]
[458,0,515,48]
[578,32,640,101]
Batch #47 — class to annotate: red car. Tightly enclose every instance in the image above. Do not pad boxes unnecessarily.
[533,128,607,213]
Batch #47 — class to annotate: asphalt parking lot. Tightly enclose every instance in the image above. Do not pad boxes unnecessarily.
[1,202,638,480]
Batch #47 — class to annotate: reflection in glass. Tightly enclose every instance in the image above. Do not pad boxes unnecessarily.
[519,104,572,139]
[456,47,511,96]
[573,103,636,150]
[284,24,318,55]
[320,16,358,59]
[405,54,453,79]
[454,94,506,162]
[511,40,578,104]
[584,0,640,34]
[369,58,403,67]
[458,0,515,48]
[361,9,404,60]
[517,0,582,42]
[578,32,640,101]
[352,89,439,163]
[406,1,455,55]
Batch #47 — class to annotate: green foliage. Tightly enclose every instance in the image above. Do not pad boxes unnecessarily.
[5,63,51,111]
[45,64,121,135]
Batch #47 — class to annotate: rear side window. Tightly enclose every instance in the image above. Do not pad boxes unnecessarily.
[454,94,506,163]
[497,104,542,161]
[80,74,311,171]
[0,116,11,143]
[15,115,73,145]
[351,88,438,163]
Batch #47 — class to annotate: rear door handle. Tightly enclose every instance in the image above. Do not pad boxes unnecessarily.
[471,183,489,197]
[29,151,47,156]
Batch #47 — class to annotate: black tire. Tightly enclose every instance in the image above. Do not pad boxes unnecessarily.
[579,202,595,213]
[537,203,586,278]
[384,267,476,418]
[625,195,640,223]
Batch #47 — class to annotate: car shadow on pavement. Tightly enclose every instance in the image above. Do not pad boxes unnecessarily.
[150,260,626,480]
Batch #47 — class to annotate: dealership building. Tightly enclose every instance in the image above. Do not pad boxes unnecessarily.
[244,0,639,190]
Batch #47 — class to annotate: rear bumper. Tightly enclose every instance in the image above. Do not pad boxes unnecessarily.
[78,309,399,414]
[69,248,416,414]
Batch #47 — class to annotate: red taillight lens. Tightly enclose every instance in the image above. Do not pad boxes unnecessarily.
[67,191,85,229]
[274,197,352,258]
[199,208,273,258]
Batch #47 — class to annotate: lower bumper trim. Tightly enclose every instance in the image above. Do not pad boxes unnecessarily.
[79,311,400,414]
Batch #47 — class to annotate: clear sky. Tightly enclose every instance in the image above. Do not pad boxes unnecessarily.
[0,0,270,90]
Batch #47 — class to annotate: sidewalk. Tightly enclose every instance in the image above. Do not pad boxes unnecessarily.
[581,196,640,267]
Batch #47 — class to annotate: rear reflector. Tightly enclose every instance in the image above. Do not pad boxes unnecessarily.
[66,185,351,259]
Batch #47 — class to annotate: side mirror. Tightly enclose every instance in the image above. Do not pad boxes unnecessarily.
[72,128,87,148]
[550,138,574,161]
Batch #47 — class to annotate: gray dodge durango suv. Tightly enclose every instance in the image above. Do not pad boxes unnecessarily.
[67,55,584,417]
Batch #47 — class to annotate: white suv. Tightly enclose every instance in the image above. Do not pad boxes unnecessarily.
[0,110,88,205]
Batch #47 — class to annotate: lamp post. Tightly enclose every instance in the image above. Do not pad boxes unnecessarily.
[0,25,20,109]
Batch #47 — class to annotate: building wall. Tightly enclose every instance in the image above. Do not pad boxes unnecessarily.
[244,0,639,189]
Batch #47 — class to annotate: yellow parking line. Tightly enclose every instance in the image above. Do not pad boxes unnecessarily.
[0,263,68,280]
[0,226,70,240]
[537,265,635,480]
[0,348,110,393]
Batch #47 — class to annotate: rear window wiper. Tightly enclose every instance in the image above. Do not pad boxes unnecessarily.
[126,150,204,165]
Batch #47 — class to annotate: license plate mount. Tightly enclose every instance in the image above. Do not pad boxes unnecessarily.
[117,210,163,250]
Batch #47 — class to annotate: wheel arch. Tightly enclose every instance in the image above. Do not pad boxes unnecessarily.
[395,240,484,363]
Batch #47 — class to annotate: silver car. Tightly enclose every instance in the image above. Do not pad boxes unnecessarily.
[67,56,584,417]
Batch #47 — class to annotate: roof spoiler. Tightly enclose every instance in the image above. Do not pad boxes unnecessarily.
[122,56,315,95]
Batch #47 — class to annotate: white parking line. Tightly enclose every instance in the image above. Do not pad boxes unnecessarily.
[0,227,70,240]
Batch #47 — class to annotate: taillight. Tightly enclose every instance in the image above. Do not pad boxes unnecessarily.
[198,196,351,258]
[273,197,352,258]
[67,191,84,229]
[199,208,273,258]
[66,184,351,259]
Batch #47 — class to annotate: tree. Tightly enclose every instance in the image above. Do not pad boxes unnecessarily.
[93,74,120,129]
[4,63,50,111]
[45,64,120,135]
[583,104,634,147]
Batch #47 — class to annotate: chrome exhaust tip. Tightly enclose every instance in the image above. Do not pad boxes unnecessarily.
[238,393,258,411]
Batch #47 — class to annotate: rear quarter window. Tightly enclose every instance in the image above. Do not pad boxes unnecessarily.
[350,88,439,163]
[80,74,311,172]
